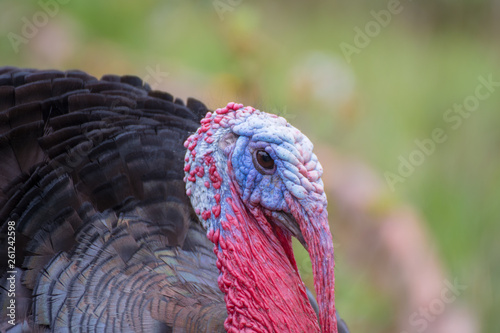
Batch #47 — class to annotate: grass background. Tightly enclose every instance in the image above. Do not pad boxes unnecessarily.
[1,1,497,331]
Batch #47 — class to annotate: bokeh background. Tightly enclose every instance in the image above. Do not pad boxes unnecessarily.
[1,1,497,332]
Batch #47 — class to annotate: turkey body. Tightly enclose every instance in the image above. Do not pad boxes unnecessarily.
[0,67,349,333]
[0,67,226,332]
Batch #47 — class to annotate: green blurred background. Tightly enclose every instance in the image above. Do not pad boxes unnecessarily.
[1,1,497,332]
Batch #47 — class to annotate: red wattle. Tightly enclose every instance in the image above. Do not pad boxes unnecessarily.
[211,185,320,332]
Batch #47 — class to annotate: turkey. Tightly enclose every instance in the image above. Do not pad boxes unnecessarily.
[0,67,349,333]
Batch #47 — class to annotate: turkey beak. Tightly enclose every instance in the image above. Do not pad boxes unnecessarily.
[271,211,307,249]
[288,197,338,333]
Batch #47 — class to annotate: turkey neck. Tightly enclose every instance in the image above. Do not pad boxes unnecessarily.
[206,184,320,332]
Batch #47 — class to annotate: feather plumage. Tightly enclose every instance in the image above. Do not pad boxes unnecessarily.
[0,67,348,333]
[0,67,225,332]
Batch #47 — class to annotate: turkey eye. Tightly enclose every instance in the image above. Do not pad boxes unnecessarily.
[254,150,275,173]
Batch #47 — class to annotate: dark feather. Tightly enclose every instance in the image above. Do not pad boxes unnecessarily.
[0,67,349,333]
[0,67,227,332]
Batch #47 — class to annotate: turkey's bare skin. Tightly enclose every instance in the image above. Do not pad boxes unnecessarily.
[185,103,338,332]
[208,184,319,332]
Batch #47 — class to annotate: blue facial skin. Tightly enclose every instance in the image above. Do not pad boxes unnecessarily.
[230,112,321,210]
[185,107,325,234]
